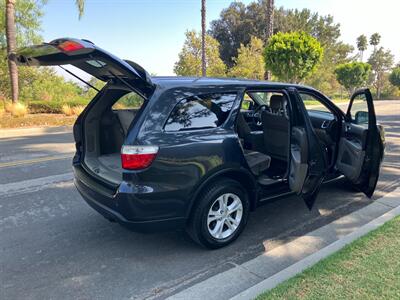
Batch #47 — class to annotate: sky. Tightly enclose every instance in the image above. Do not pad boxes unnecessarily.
[40,0,400,79]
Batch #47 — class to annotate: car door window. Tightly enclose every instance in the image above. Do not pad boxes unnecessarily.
[348,93,369,125]
[299,93,333,115]
[164,93,237,131]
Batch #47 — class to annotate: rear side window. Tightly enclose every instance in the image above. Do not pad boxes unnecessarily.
[164,93,237,131]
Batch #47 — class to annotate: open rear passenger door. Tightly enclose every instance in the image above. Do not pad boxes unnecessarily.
[287,88,327,210]
[336,88,384,197]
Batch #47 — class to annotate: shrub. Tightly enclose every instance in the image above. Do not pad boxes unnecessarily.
[264,31,323,83]
[62,104,84,116]
[389,67,400,89]
[28,99,89,114]
[9,102,29,117]
[71,105,85,116]
[335,62,371,94]
[5,101,13,113]
[62,104,74,116]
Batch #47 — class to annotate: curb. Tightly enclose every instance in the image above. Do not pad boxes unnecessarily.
[0,125,72,139]
[167,187,400,300]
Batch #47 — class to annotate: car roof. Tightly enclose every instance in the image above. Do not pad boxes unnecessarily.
[150,76,307,89]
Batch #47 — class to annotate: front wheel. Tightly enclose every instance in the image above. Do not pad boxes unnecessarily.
[187,179,250,249]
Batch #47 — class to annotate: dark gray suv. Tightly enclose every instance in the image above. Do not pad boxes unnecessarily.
[14,38,385,248]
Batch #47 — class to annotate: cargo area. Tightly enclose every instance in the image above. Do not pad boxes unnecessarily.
[82,85,145,185]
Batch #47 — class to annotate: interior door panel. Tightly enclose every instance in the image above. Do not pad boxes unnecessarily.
[336,88,383,198]
[286,87,327,209]
[289,126,308,193]
[336,123,368,180]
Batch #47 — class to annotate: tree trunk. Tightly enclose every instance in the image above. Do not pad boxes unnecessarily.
[264,0,274,80]
[201,0,206,77]
[6,0,19,103]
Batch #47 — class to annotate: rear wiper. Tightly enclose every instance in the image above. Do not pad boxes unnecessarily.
[58,65,100,92]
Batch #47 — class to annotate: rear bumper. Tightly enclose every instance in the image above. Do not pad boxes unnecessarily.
[73,165,186,232]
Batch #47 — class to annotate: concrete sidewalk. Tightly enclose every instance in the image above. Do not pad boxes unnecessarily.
[168,187,400,300]
[0,125,72,139]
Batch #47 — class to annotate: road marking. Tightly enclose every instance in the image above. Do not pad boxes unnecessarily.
[0,173,74,197]
[0,154,73,169]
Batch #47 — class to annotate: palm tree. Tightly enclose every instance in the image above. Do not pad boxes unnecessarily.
[201,0,206,77]
[370,33,381,52]
[356,35,368,61]
[5,0,85,104]
[5,0,18,103]
[264,0,274,80]
[75,0,85,19]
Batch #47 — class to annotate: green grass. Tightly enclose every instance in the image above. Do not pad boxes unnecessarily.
[257,216,400,300]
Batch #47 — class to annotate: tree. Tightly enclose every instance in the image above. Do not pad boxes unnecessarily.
[264,0,274,79]
[265,0,274,40]
[201,0,206,76]
[209,5,346,67]
[229,36,265,80]
[208,4,352,94]
[369,33,381,51]
[174,30,226,77]
[5,0,18,103]
[335,62,371,94]
[389,67,400,90]
[1,0,46,101]
[75,0,85,19]
[356,35,368,61]
[208,2,251,68]
[264,31,323,83]
[367,47,394,99]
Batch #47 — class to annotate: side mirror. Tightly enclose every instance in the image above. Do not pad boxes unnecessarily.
[355,111,368,124]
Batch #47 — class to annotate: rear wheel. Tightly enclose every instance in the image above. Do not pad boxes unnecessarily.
[187,179,250,249]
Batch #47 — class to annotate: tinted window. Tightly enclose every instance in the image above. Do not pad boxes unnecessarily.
[165,93,237,131]
[349,93,369,125]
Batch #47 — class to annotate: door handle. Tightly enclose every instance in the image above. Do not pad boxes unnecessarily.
[345,124,351,132]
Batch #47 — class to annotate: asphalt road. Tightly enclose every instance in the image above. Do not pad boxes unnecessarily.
[1,101,399,300]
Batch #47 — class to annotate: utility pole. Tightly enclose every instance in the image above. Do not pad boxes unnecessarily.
[201,0,206,77]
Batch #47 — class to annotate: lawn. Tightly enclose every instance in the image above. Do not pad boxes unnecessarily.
[257,216,400,300]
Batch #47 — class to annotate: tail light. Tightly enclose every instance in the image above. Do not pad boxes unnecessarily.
[57,40,85,52]
[121,145,159,170]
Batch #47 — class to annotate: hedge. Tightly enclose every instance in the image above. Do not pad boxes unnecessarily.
[28,99,90,114]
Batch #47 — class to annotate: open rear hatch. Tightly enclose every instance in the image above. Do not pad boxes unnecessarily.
[12,38,154,96]
[12,38,155,187]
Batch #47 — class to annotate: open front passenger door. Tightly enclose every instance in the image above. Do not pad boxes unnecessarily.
[336,89,384,197]
[286,88,327,210]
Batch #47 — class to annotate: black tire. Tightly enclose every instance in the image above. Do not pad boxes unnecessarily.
[187,178,250,249]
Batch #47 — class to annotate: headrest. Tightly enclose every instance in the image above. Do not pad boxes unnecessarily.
[270,95,284,111]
